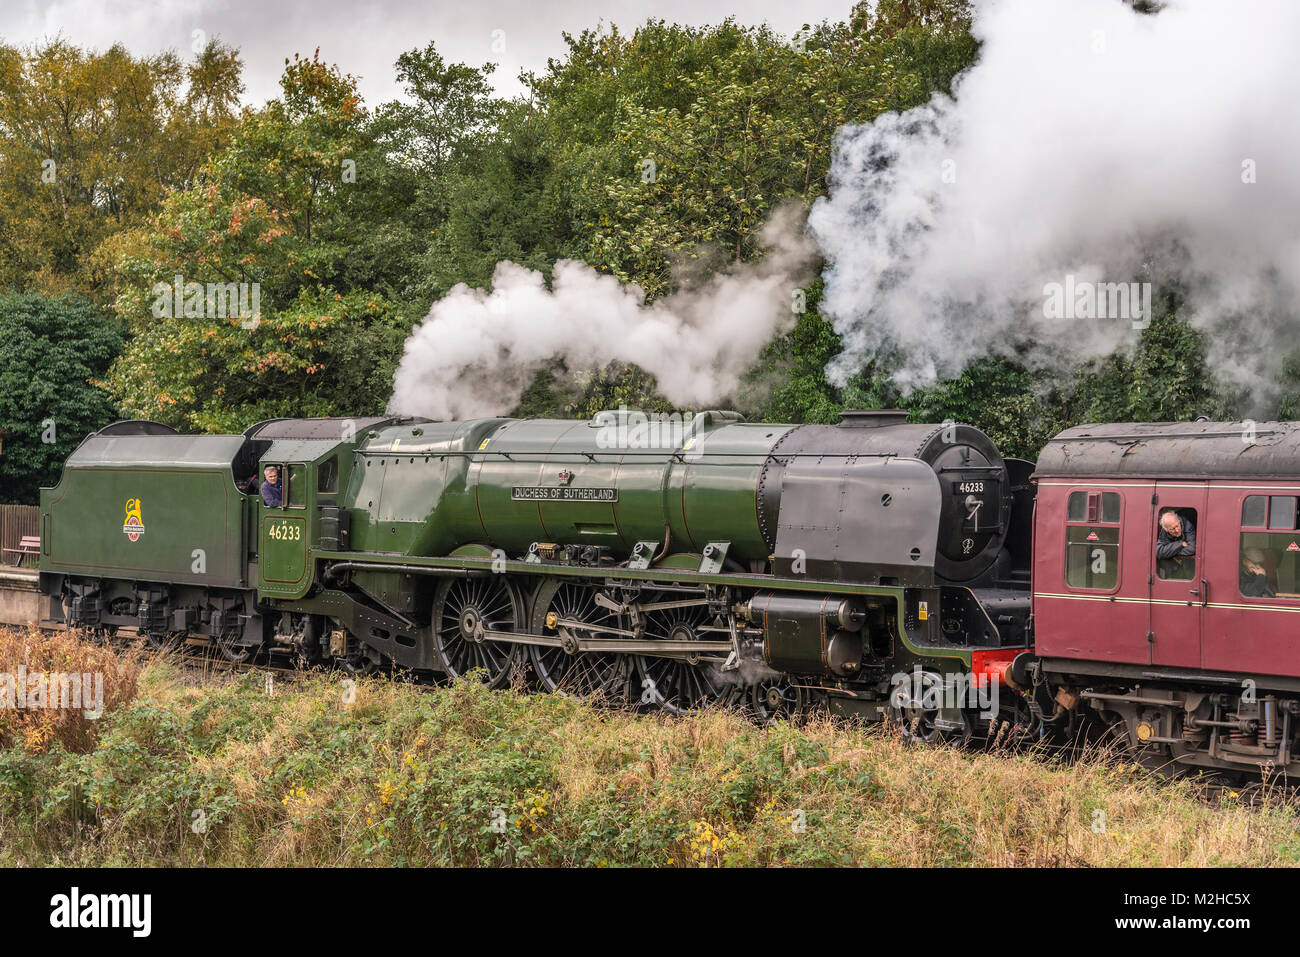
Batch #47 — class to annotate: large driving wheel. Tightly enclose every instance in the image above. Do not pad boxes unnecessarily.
[634,592,728,714]
[431,577,524,687]
[528,580,633,704]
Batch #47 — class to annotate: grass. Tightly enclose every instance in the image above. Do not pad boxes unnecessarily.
[0,625,1297,866]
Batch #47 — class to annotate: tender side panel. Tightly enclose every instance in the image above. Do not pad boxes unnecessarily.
[43,465,247,587]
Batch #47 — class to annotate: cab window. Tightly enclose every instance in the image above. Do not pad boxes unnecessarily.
[1065,490,1121,590]
[318,456,339,493]
[287,465,307,507]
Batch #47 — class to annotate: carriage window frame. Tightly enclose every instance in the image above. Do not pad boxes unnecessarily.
[1240,493,1300,601]
[1064,489,1123,592]
[1155,506,1199,582]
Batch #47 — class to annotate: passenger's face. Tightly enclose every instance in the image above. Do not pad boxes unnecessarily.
[1163,515,1182,537]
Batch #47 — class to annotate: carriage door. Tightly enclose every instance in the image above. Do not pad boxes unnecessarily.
[259,463,310,597]
[1148,483,1208,668]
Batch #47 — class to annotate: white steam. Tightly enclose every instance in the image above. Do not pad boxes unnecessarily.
[388,205,816,420]
[809,0,1300,406]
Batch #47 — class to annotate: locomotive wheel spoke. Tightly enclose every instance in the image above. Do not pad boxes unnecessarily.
[751,679,806,724]
[887,669,944,744]
[635,591,726,714]
[432,576,521,687]
[529,581,631,704]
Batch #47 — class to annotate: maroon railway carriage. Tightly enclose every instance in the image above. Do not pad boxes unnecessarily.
[1031,420,1300,776]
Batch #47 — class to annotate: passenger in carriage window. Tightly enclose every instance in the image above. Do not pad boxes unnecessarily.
[1240,547,1276,598]
[1156,507,1197,579]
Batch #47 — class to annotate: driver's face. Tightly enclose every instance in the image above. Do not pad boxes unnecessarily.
[265,467,278,483]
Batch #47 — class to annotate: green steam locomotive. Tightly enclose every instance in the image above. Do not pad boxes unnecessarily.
[36,410,1034,730]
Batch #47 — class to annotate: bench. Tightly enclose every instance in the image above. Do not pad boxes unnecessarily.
[2,535,39,566]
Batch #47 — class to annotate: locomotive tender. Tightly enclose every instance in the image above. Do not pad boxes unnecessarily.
[32,410,1300,777]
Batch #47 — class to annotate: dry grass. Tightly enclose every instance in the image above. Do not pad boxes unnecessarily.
[0,626,143,754]
[0,628,1297,866]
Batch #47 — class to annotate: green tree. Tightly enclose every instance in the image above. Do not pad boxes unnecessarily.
[0,292,122,503]
[0,37,242,299]
[1061,313,1236,428]
[422,5,981,419]
[102,52,410,432]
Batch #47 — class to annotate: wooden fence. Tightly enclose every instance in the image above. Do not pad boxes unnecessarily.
[0,504,39,559]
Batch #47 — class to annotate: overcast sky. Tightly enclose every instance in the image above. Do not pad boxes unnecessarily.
[3,0,855,106]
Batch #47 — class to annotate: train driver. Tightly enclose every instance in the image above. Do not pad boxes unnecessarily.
[1156,508,1196,578]
[260,465,283,507]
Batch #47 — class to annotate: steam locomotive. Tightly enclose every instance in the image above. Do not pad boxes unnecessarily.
[34,409,1300,778]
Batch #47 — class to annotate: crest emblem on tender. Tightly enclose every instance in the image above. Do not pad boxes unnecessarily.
[123,498,145,542]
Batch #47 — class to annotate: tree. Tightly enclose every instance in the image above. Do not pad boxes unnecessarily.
[102,51,409,432]
[421,8,981,419]
[0,37,242,299]
[0,292,122,503]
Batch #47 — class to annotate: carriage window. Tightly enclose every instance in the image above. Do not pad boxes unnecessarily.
[1067,493,1087,522]
[1269,496,1298,530]
[1156,507,1197,581]
[1242,495,1267,527]
[1241,495,1300,599]
[1065,491,1122,590]
[1067,491,1121,523]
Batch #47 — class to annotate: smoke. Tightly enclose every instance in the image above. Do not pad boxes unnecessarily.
[388,204,816,420]
[809,0,1300,408]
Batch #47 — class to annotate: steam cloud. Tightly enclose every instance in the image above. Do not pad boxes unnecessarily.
[389,205,816,420]
[809,0,1300,407]
[393,0,1300,420]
